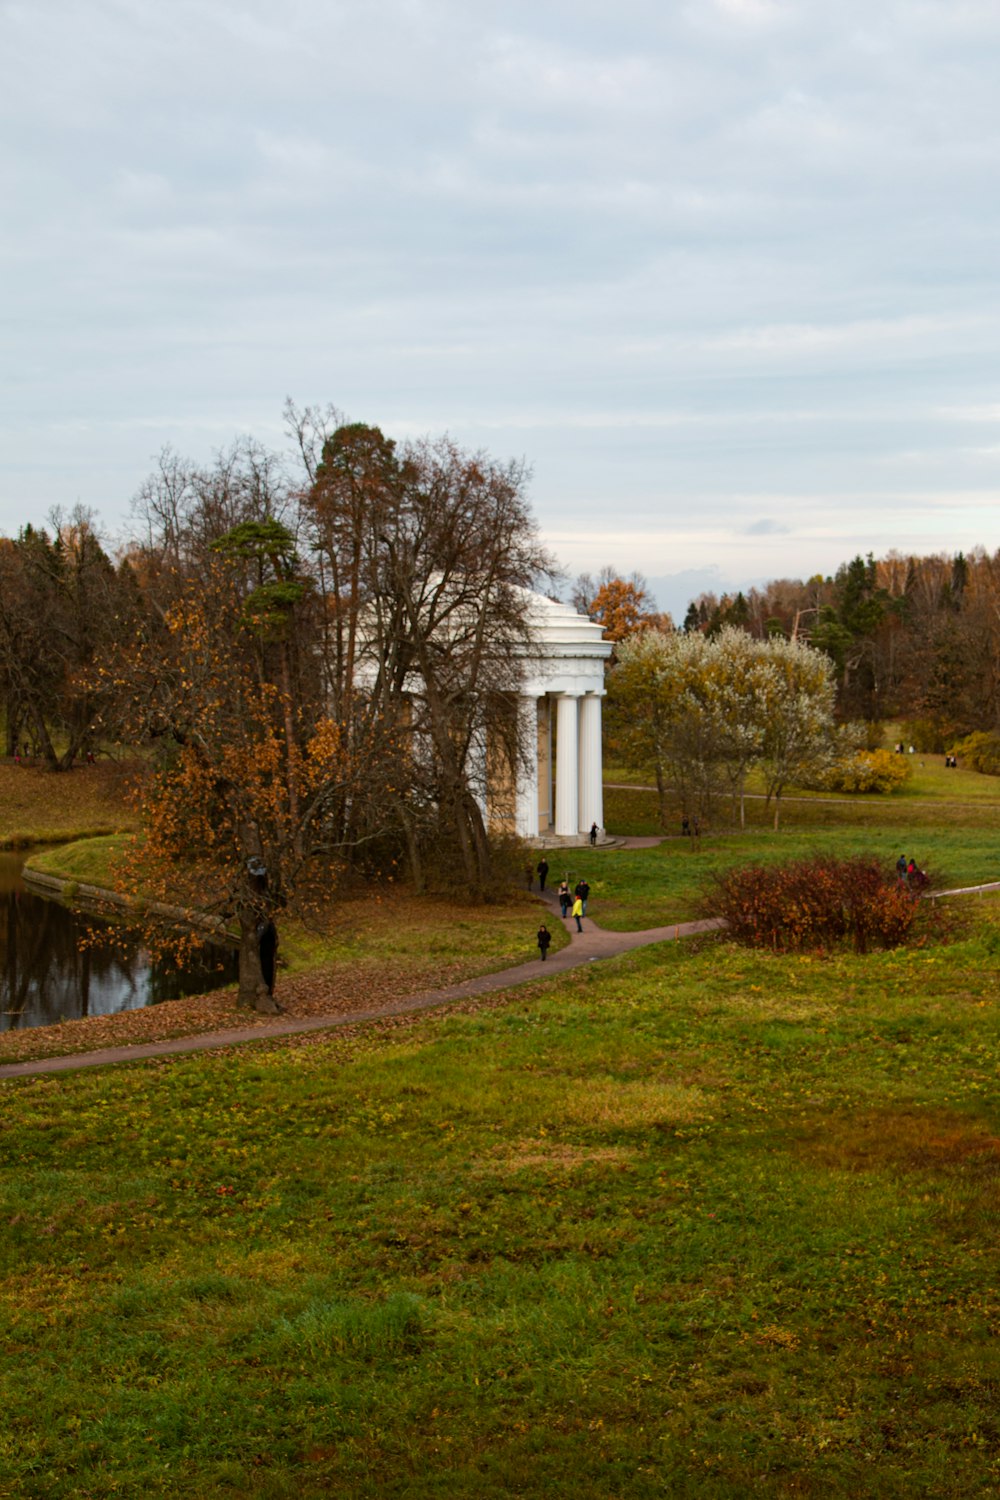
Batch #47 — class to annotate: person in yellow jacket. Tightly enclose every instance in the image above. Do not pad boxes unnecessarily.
[571,894,584,932]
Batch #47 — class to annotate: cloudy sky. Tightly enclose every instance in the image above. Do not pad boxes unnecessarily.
[3,0,1000,618]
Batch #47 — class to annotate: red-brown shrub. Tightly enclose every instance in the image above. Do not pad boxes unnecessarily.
[705,854,923,953]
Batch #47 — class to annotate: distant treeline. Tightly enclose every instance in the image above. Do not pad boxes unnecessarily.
[682,551,999,742]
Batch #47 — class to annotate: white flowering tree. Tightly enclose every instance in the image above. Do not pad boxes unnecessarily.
[608,627,836,830]
[699,627,775,828]
[608,629,718,826]
[756,637,837,828]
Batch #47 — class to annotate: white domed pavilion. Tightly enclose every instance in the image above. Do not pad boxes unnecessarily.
[507,591,613,842]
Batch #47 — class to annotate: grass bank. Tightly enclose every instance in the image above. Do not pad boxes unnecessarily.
[0,760,137,848]
[2,917,1000,1496]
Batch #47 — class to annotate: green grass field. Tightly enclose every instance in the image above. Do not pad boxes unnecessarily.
[4,757,1000,1494]
[3,921,1000,1497]
[553,827,1000,932]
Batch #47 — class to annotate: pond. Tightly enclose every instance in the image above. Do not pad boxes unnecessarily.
[0,851,239,1032]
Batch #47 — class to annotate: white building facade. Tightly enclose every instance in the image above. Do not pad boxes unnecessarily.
[507,593,613,841]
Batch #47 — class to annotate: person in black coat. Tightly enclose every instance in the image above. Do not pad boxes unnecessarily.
[257,918,278,996]
[537,924,552,961]
[537,858,549,891]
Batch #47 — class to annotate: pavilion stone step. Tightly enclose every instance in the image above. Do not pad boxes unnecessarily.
[527,833,624,849]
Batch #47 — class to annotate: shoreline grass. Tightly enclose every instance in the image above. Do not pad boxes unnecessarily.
[0,759,138,849]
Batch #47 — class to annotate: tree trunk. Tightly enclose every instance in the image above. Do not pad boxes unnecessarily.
[4,705,19,758]
[655,763,669,830]
[237,914,280,1014]
[397,803,425,894]
[277,647,301,853]
[464,791,493,893]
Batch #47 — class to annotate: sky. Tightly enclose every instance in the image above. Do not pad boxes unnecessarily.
[3,0,1000,621]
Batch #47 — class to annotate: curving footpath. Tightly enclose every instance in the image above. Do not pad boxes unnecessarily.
[3,876,995,1082]
[0,891,722,1081]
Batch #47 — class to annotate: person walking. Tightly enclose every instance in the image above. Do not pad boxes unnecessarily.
[575,877,590,916]
[571,894,584,932]
[589,822,599,847]
[537,924,552,961]
[557,880,571,918]
[536,857,549,891]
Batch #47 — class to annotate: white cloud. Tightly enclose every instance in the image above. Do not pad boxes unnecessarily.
[938,405,1000,423]
[2,0,1000,596]
[711,0,785,23]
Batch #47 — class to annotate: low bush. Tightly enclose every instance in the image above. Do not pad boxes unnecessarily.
[705,853,924,953]
[816,747,912,794]
[950,730,1000,776]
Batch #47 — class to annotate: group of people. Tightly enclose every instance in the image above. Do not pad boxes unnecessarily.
[559,877,590,925]
[536,875,592,959]
[896,854,927,890]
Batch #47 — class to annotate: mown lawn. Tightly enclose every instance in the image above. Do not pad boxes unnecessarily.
[2,914,1000,1497]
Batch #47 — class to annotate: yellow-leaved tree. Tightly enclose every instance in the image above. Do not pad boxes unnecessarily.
[96,535,393,1012]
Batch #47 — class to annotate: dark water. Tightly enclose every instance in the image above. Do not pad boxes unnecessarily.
[0,851,239,1032]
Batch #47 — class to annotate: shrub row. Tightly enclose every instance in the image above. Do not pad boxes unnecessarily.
[818,747,912,794]
[950,730,1000,776]
[706,854,923,954]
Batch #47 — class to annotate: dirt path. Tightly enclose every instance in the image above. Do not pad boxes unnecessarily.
[0,900,722,1080]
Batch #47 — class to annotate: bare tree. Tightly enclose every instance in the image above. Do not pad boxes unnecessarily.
[303,422,555,894]
[0,509,140,769]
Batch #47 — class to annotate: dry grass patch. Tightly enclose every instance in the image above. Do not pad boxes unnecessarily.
[714,991,841,1023]
[537,1075,709,1131]
[474,1142,636,1175]
[796,1108,1000,1176]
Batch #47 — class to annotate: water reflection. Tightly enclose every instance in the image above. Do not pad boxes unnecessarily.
[0,851,238,1032]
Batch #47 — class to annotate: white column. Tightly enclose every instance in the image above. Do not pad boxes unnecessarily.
[554,693,579,837]
[514,695,540,838]
[538,695,552,831]
[468,721,488,824]
[578,694,603,834]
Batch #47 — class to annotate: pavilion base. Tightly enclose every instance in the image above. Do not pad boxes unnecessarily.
[523,832,623,849]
